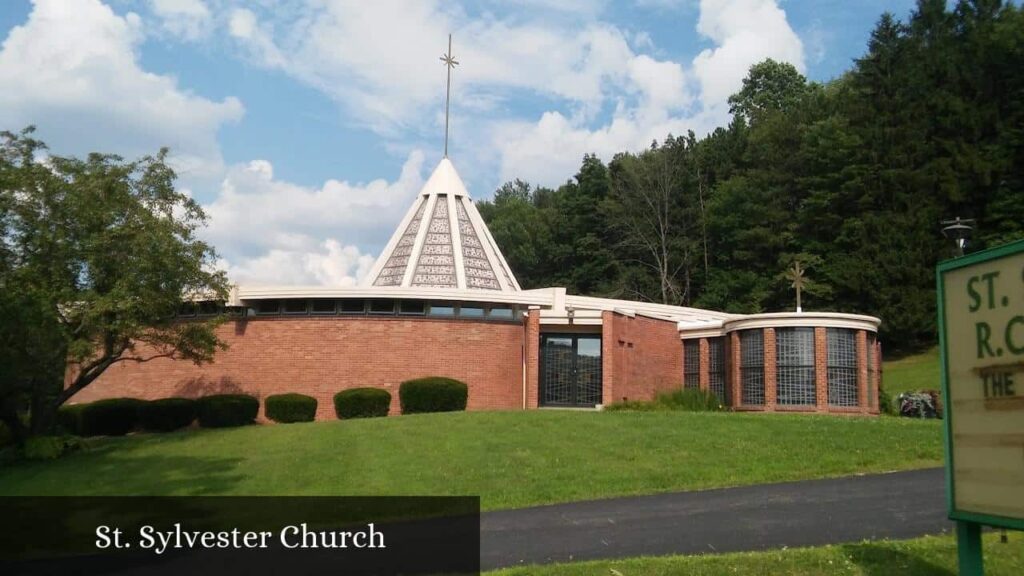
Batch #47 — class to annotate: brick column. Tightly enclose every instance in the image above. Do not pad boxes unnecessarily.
[699,338,710,392]
[601,311,616,406]
[815,327,828,412]
[874,340,883,413]
[764,328,777,410]
[730,331,742,408]
[526,309,540,409]
[856,330,869,413]
[680,339,687,386]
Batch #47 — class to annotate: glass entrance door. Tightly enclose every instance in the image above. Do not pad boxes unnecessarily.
[540,334,602,407]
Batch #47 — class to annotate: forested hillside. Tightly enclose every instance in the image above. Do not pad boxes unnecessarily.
[478,0,1024,352]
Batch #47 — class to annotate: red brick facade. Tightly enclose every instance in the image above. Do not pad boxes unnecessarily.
[79,316,527,420]
[692,326,880,416]
[600,312,682,405]
[78,310,881,419]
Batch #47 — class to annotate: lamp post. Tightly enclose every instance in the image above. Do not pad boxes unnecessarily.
[941,217,975,257]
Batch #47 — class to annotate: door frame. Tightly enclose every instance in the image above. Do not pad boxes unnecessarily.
[539,333,603,407]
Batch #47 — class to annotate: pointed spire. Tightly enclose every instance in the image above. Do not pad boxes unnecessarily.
[364,158,520,291]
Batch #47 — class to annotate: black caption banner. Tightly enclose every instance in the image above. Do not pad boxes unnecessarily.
[0,496,480,575]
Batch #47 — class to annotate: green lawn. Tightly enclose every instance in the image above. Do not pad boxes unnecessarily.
[489,532,1024,575]
[883,347,940,395]
[0,411,940,510]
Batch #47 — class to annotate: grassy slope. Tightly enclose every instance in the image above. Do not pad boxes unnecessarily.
[0,411,940,510]
[883,347,940,396]
[489,532,1024,575]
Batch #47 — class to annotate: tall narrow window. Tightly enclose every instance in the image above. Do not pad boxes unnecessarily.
[776,327,815,406]
[828,328,858,407]
[740,330,765,406]
[683,340,699,389]
[708,337,726,404]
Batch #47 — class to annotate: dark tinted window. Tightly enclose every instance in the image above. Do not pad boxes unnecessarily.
[310,299,336,314]
[368,299,395,314]
[339,299,365,314]
[399,300,426,315]
[282,299,308,314]
[255,300,280,315]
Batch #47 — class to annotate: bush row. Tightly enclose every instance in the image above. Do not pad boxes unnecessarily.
[55,377,471,436]
[58,394,262,436]
[604,389,723,412]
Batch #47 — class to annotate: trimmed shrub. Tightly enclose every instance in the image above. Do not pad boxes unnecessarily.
[139,398,197,432]
[78,398,145,436]
[57,404,88,435]
[23,435,86,460]
[879,386,895,416]
[196,394,259,428]
[265,393,318,423]
[604,389,723,412]
[399,377,468,414]
[0,421,14,448]
[334,388,391,419]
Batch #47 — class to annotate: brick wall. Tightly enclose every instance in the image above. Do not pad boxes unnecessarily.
[814,327,828,411]
[857,330,869,412]
[77,316,527,420]
[730,332,742,408]
[603,312,682,404]
[764,328,777,410]
[698,338,710,391]
[526,310,540,409]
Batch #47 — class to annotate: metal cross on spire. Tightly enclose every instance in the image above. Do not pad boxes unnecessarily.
[786,260,806,313]
[440,34,459,157]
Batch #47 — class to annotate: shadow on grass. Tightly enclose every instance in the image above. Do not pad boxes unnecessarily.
[2,433,247,496]
[842,542,954,576]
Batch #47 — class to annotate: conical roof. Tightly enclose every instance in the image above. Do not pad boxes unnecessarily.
[365,158,521,291]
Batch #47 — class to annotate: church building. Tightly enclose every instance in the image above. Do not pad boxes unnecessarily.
[77,36,881,418]
[79,156,883,418]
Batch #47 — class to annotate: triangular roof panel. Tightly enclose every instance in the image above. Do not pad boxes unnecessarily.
[364,158,521,292]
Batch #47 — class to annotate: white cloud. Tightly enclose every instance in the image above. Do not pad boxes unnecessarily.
[227,7,286,68]
[149,0,212,41]
[219,0,804,190]
[216,240,376,286]
[692,0,805,107]
[203,151,427,285]
[493,0,803,185]
[226,3,660,132]
[0,0,243,179]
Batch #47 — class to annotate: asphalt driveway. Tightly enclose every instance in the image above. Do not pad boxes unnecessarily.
[481,467,948,570]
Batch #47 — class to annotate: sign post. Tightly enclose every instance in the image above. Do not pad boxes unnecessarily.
[938,239,1024,576]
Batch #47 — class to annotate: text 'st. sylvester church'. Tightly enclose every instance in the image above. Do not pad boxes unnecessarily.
[80,38,883,417]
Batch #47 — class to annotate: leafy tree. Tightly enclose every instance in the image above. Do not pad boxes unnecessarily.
[728,59,810,123]
[0,128,229,441]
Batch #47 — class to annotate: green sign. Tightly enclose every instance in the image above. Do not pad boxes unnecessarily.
[938,239,1024,574]
[938,238,1024,529]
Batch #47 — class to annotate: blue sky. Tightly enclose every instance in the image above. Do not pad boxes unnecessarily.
[0,0,917,285]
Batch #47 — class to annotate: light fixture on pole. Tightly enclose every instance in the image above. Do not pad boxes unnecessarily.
[941,217,975,257]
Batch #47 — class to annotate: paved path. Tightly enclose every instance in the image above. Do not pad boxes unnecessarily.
[481,467,948,570]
